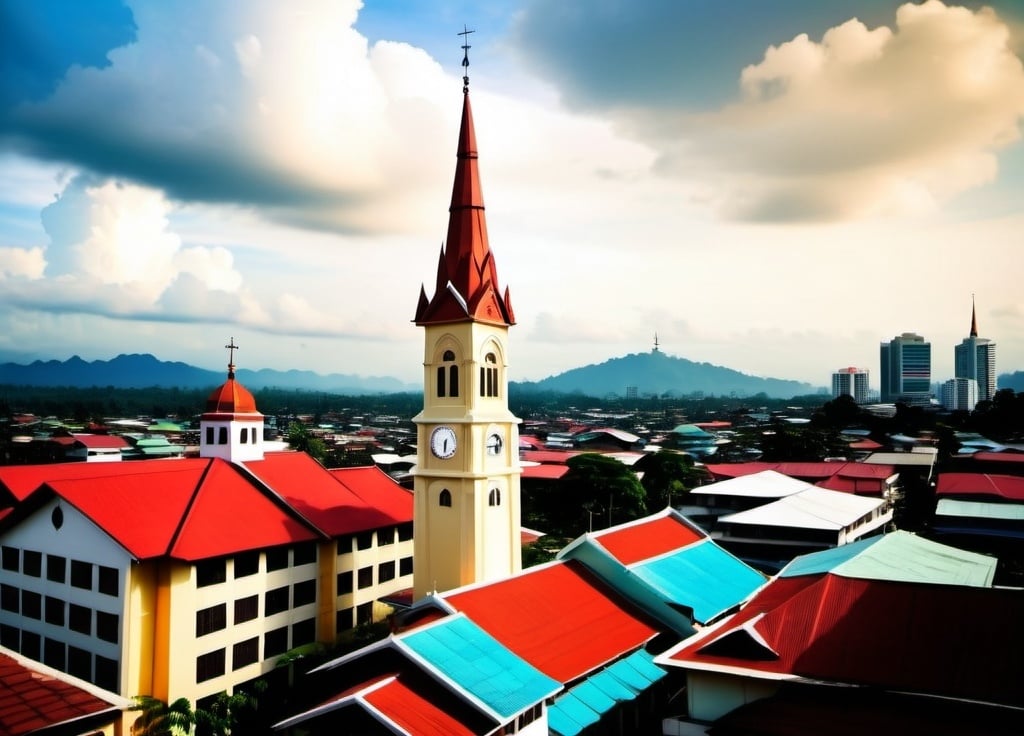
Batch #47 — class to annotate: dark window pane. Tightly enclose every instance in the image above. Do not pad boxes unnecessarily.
[266,547,289,571]
[232,637,259,670]
[0,623,18,649]
[357,566,373,589]
[234,551,259,578]
[98,566,118,596]
[336,571,353,595]
[69,603,91,635]
[265,586,289,616]
[96,611,119,644]
[291,618,315,648]
[293,543,317,566]
[356,532,373,550]
[43,638,66,670]
[0,584,18,613]
[356,602,373,625]
[46,554,66,583]
[70,560,93,590]
[95,655,118,691]
[437,366,446,397]
[196,559,226,588]
[335,608,353,634]
[378,561,395,583]
[264,627,288,658]
[336,535,354,555]
[1,546,18,572]
[400,557,413,576]
[21,631,40,660]
[218,427,227,444]
[22,590,41,620]
[377,527,394,546]
[23,550,41,577]
[68,645,91,681]
[234,595,258,624]
[44,596,64,626]
[206,426,214,444]
[293,579,316,608]
[196,648,226,683]
[449,365,459,397]
[196,603,227,637]
[397,523,413,542]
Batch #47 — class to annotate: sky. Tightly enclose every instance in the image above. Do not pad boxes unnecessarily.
[1,0,1023,392]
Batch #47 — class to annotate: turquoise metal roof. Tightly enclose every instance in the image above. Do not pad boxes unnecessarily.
[632,539,766,623]
[400,615,561,721]
[548,692,600,736]
[779,530,997,587]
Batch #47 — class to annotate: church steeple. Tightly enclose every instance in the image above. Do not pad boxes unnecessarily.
[199,338,265,462]
[414,80,514,327]
[970,294,978,338]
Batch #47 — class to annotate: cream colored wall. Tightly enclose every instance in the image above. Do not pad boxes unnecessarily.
[334,529,415,630]
[686,670,780,722]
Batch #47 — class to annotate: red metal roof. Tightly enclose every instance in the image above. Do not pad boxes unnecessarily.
[666,573,1024,707]
[0,651,121,735]
[521,464,568,480]
[705,462,894,481]
[593,514,704,566]
[205,375,259,414]
[245,454,412,536]
[969,451,1024,464]
[0,458,202,501]
[72,434,129,449]
[521,450,579,465]
[443,560,659,682]
[936,472,1024,502]
[362,675,479,736]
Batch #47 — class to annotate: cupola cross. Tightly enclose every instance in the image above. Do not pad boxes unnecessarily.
[225,337,239,377]
[459,25,474,92]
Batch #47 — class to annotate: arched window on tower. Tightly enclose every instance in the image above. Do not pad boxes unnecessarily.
[437,350,460,398]
[480,353,499,398]
[240,427,248,444]
[206,427,214,445]
[488,487,501,507]
[218,427,228,444]
[439,489,452,507]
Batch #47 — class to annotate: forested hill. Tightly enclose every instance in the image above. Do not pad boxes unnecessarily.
[517,350,820,399]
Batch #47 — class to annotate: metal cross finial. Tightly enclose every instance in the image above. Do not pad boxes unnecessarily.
[225,337,239,376]
[459,25,475,92]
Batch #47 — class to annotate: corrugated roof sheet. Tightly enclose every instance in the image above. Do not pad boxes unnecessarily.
[361,675,478,736]
[548,692,601,736]
[632,539,767,623]
[779,531,996,586]
[936,498,1024,521]
[592,513,705,565]
[692,470,815,499]
[400,615,560,721]
[936,473,1024,501]
[718,487,883,530]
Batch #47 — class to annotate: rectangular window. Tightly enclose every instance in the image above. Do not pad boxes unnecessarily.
[70,559,93,590]
[234,595,258,624]
[291,618,315,648]
[0,584,18,613]
[356,532,373,550]
[22,590,42,620]
[23,550,41,577]
[357,566,373,589]
[21,631,41,660]
[196,649,226,683]
[397,523,413,542]
[293,542,317,566]
[234,551,259,578]
[46,554,66,583]
[69,603,91,635]
[399,556,413,577]
[44,596,65,626]
[335,608,353,634]
[378,561,395,583]
[0,623,19,650]
[356,602,373,626]
[1,545,18,572]
[96,611,119,644]
[43,637,66,670]
[336,535,354,556]
[196,603,227,637]
[95,655,118,692]
[264,626,289,658]
[336,571,353,595]
[293,579,316,608]
[240,427,248,444]
[68,645,92,681]
[218,427,227,444]
[196,559,226,588]
[232,637,259,670]
[206,426,214,444]
[265,547,289,571]
[377,527,394,546]
[98,565,118,596]
[265,586,289,616]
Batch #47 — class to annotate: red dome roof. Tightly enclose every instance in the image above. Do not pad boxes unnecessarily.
[205,377,259,414]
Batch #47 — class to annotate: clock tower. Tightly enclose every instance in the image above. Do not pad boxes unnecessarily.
[411,41,522,599]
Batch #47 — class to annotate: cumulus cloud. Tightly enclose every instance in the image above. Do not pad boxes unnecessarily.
[0,246,45,279]
[649,1,1024,221]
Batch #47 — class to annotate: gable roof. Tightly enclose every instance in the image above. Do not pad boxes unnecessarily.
[936,472,1024,502]
[691,470,816,500]
[440,560,661,683]
[659,573,1024,707]
[705,462,895,481]
[717,487,884,530]
[0,458,208,502]
[588,512,705,565]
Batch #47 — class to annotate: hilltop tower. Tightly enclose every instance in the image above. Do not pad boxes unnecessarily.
[199,338,265,462]
[411,46,522,599]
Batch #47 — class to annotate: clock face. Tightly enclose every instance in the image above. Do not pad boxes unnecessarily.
[430,426,458,459]
[485,431,504,456]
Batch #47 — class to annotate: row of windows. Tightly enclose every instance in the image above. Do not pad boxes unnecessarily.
[436,350,502,398]
[0,624,119,692]
[196,618,315,683]
[196,544,318,588]
[335,602,375,633]
[0,586,119,643]
[204,426,260,445]
[336,558,412,595]
[195,580,317,638]
[438,489,502,507]
[336,524,413,556]
[0,547,118,596]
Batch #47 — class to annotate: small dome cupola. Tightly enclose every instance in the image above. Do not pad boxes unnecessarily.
[199,338,265,463]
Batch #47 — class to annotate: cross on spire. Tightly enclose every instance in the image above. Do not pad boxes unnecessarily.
[459,25,474,92]
[225,337,239,377]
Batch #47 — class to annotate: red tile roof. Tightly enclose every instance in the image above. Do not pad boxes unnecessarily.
[592,514,704,566]
[443,560,660,682]
[0,650,123,735]
[666,573,1024,707]
[0,458,205,502]
[936,472,1024,502]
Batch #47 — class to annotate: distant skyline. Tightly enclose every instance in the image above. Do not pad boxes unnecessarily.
[1,0,1022,390]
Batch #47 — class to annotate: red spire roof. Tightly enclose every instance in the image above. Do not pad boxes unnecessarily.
[415,90,514,327]
[970,297,979,337]
[205,377,258,414]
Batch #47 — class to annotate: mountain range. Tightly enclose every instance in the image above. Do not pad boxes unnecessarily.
[0,350,828,399]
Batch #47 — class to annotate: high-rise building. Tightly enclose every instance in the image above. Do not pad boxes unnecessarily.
[880,332,931,405]
[411,67,522,600]
[954,298,996,403]
[831,367,870,404]
[941,377,979,412]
